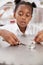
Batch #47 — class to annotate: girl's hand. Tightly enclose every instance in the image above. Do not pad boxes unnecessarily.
[0,30,20,46]
[34,31,43,43]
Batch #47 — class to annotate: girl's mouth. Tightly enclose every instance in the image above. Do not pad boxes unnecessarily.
[20,21,26,25]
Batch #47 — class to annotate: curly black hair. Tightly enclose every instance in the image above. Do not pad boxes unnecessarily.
[14,0,36,8]
[14,0,36,15]
[14,0,21,4]
[14,1,33,14]
[32,2,36,8]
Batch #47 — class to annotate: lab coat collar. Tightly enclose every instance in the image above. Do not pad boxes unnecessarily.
[16,22,30,36]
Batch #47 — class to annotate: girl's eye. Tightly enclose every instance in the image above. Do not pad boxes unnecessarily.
[26,14,30,17]
[18,12,23,16]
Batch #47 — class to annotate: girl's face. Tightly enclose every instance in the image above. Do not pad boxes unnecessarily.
[14,5,32,28]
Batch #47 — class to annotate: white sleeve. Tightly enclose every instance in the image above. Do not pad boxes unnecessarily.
[0,23,17,34]
[38,23,43,31]
[32,23,43,36]
[0,24,11,30]
[0,24,16,41]
[29,23,42,36]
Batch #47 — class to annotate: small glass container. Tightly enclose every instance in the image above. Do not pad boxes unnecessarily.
[26,40,36,49]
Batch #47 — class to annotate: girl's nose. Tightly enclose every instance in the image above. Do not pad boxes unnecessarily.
[22,15,26,20]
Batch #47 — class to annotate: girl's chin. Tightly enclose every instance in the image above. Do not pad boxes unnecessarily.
[18,23,27,28]
[20,24,26,27]
[20,25,26,28]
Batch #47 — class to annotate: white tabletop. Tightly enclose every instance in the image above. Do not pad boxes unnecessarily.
[0,41,43,65]
[0,35,43,65]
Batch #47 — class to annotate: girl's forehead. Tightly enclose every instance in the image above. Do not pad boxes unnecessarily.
[16,5,32,12]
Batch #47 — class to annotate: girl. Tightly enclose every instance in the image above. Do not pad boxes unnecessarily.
[0,1,34,46]
[0,1,43,46]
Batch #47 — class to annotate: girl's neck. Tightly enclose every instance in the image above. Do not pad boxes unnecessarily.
[18,25,27,33]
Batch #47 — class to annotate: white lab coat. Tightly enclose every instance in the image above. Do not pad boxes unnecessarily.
[0,19,43,47]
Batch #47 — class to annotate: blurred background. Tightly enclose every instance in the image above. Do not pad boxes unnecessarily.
[0,0,43,25]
